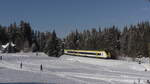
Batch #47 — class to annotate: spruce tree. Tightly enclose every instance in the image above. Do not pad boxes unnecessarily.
[44,30,60,57]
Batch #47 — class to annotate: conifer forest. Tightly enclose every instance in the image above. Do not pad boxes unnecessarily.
[0,21,150,59]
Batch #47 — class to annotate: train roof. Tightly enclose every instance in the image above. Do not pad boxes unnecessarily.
[64,49,106,52]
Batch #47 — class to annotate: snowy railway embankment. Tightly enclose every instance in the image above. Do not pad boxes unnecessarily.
[0,53,150,84]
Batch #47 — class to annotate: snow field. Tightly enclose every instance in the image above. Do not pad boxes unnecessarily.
[0,53,150,84]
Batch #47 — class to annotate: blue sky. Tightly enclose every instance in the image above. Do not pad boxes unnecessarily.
[0,0,150,38]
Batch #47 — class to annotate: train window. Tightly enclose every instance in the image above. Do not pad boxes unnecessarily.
[97,53,101,55]
[78,52,96,55]
[67,51,78,53]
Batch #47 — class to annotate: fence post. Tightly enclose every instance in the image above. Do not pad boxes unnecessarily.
[20,62,22,69]
[40,64,43,71]
[0,56,2,60]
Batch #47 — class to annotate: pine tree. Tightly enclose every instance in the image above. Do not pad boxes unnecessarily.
[20,21,32,49]
[44,30,61,57]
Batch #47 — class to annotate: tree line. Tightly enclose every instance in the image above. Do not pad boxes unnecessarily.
[0,21,63,57]
[0,21,150,59]
[64,22,150,59]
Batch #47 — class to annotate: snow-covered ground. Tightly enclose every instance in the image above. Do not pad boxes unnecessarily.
[0,53,150,84]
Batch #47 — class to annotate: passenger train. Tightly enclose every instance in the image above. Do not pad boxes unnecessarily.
[64,49,111,59]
